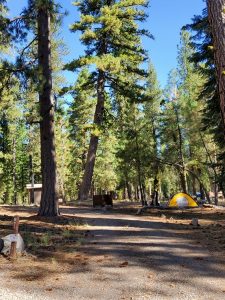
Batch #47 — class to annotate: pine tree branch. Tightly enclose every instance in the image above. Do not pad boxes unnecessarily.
[9,15,31,23]
[19,36,38,58]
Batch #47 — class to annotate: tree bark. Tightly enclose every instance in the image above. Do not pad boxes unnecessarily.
[135,186,140,200]
[150,175,160,206]
[214,182,218,205]
[174,103,188,193]
[37,4,59,216]
[78,70,105,200]
[29,155,34,204]
[207,0,225,134]
[199,132,218,204]
[179,171,188,194]
[133,113,146,206]
[147,180,152,201]
[126,181,132,200]
[192,173,197,196]
[12,138,17,205]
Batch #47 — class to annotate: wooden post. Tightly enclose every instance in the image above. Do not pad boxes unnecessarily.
[9,216,19,259]
[29,155,34,204]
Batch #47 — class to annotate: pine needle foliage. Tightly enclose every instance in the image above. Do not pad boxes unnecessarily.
[66,0,151,101]
[184,9,223,146]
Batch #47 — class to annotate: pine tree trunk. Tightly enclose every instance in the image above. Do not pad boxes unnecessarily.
[175,104,188,193]
[207,0,225,133]
[179,171,188,194]
[29,155,34,204]
[37,5,59,216]
[21,166,24,203]
[79,70,105,200]
[151,175,160,206]
[192,174,197,196]
[136,186,140,200]
[214,182,218,205]
[12,138,17,205]
[133,114,146,206]
[148,180,152,200]
[141,183,147,204]
[123,186,128,200]
[151,120,160,206]
[126,181,132,200]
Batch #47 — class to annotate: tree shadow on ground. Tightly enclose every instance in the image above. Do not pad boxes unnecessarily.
[0,202,225,297]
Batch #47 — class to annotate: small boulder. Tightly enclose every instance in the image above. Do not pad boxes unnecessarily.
[161,214,167,219]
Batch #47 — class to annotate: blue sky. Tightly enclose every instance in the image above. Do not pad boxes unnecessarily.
[148,0,205,87]
[8,0,205,88]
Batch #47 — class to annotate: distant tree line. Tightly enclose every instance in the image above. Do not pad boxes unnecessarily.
[0,0,224,215]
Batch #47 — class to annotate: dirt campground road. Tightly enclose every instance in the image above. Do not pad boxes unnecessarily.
[0,203,225,300]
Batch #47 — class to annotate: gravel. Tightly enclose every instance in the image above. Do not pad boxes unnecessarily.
[0,205,225,299]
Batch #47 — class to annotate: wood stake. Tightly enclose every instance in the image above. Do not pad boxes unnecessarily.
[9,216,19,258]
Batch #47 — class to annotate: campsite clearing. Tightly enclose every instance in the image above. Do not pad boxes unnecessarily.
[0,202,225,300]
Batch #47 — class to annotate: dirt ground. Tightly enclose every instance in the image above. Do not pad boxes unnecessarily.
[0,202,225,300]
[141,204,225,258]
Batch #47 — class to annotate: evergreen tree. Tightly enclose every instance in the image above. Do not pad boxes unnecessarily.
[94,132,118,194]
[68,69,96,199]
[66,0,150,200]
[206,0,225,135]
[11,0,64,215]
[115,62,162,205]
[161,31,214,201]
[184,10,223,145]
[185,9,225,198]
[161,69,188,193]
[36,0,59,216]
[0,83,30,204]
[116,101,142,202]
[142,62,162,205]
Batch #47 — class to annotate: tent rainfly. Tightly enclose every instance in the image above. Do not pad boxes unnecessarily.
[168,193,198,208]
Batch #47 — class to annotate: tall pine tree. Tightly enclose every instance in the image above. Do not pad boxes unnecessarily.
[66,0,150,200]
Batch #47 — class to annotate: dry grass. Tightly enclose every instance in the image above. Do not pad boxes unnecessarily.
[0,206,92,284]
